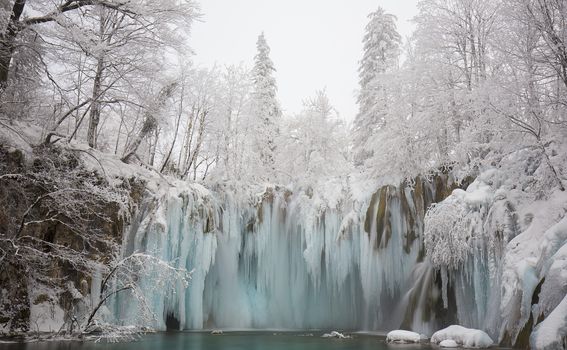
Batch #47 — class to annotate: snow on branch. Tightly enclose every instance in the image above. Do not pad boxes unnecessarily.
[424,197,473,270]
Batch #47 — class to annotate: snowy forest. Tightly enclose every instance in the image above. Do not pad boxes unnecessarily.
[0,0,566,349]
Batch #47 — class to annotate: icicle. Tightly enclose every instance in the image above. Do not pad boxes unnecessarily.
[441,266,449,309]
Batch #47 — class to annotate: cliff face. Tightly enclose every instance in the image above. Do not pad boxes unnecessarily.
[0,145,141,334]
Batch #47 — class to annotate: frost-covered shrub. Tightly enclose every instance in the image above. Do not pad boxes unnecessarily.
[424,197,473,270]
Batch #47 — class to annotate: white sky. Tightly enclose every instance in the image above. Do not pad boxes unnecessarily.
[190,1,419,121]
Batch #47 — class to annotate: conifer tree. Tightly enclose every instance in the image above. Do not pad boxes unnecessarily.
[352,7,401,164]
[251,32,281,181]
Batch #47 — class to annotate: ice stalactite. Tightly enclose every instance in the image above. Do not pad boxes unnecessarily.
[113,175,462,332]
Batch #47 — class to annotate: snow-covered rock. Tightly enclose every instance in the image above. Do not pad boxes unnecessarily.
[321,331,350,339]
[431,325,493,348]
[530,293,567,350]
[439,339,459,348]
[500,196,567,345]
[386,330,423,343]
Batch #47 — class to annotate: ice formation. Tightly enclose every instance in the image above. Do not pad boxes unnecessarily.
[111,176,455,332]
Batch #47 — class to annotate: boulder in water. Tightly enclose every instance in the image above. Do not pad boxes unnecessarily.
[439,339,459,347]
[431,325,493,348]
[321,331,350,339]
[386,330,425,343]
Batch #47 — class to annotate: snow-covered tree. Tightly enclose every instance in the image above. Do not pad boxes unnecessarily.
[352,7,401,164]
[281,89,350,187]
[82,252,191,341]
[206,64,254,182]
[1,0,199,160]
[250,32,281,182]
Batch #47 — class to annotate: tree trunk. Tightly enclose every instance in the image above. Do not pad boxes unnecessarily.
[180,105,197,173]
[148,127,159,166]
[114,112,124,155]
[87,55,104,148]
[121,112,157,163]
[0,0,26,88]
[160,83,184,173]
[121,83,176,163]
[182,110,207,179]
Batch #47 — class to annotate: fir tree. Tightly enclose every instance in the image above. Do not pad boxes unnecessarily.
[352,7,401,164]
[251,32,281,181]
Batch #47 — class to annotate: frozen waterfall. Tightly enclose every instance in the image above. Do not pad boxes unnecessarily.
[112,176,461,332]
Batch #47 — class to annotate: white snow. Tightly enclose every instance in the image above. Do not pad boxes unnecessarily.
[431,325,493,348]
[499,192,567,345]
[321,331,350,339]
[386,330,423,343]
[530,293,567,350]
[439,339,459,348]
[528,233,567,350]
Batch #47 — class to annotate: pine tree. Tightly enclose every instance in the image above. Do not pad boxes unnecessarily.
[352,7,401,164]
[251,32,281,181]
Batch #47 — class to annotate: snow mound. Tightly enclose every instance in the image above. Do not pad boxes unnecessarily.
[386,330,423,343]
[530,293,567,350]
[431,325,493,348]
[321,331,350,339]
[440,339,459,348]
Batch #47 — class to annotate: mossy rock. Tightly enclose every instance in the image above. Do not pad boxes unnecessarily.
[364,191,381,234]
[33,294,50,305]
[374,186,394,249]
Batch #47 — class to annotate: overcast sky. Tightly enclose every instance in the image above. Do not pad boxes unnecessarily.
[190,1,419,121]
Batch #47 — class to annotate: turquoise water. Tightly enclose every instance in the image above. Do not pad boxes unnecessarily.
[0,331,434,350]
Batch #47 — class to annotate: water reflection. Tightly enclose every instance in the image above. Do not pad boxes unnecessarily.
[1,332,432,350]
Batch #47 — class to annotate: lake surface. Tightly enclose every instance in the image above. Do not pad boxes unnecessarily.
[0,331,435,350]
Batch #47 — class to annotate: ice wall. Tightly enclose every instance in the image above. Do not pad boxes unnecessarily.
[114,175,462,332]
